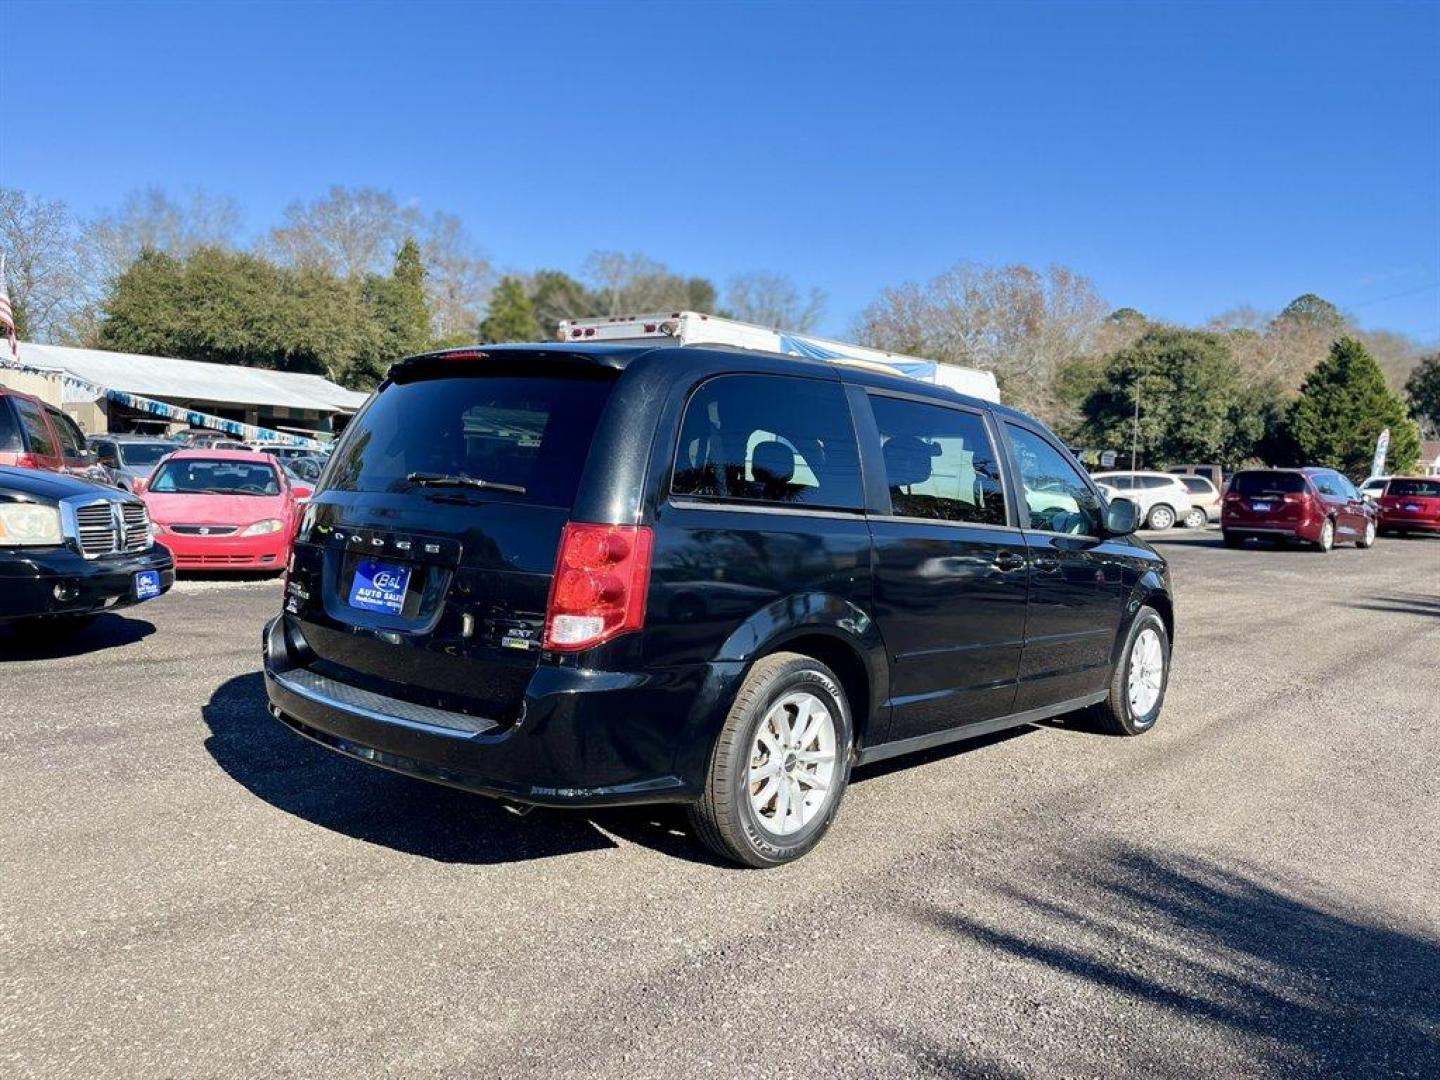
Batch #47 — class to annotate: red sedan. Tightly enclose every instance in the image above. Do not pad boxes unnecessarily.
[141,450,301,572]
[1377,477,1440,537]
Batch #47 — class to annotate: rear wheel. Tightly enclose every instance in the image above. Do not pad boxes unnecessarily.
[1147,504,1176,531]
[1182,507,1208,529]
[1357,519,1376,549]
[688,652,852,868]
[1090,607,1170,736]
[1316,517,1335,552]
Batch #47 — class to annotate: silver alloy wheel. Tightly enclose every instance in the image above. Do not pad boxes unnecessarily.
[749,691,838,836]
[1184,507,1207,529]
[1149,505,1175,530]
[1363,520,1376,546]
[1320,519,1335,550]
[1127,627,1164,718]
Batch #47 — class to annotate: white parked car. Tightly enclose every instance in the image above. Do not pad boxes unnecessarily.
[1175,473,1222,527]
[1359,476,1389,501]
[1092,471,1196,530]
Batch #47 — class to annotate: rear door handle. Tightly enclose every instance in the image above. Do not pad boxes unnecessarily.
[1033,557,1061,573]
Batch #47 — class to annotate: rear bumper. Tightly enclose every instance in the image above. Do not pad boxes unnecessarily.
[262,615,726,808]
[0,545,175,622]
[1221,517,1324,542]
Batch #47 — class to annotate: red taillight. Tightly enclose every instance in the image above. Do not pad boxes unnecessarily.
[1223,492,1241,502]
[1283,493,1308,503]
[544,523,654,651]
[14,453,42,469]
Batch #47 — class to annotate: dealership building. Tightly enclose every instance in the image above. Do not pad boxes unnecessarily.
[0,342,368,448]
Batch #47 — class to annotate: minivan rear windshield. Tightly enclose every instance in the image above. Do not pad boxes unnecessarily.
[1232,472,1306,496]
[325,371,616,507]
[1387,478,1440,497]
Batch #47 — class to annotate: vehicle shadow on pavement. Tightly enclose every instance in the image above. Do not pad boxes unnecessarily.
[1344,593,1440,618]
[0,613,156,660]
[1145,534,1323,554]
[200,672,723,866]
[851,727,1034,785]
[916,845,1440,1076]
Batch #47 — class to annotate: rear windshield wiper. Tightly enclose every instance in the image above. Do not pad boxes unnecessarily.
[404,472,527,496]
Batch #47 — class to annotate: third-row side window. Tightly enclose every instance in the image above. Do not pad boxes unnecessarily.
[868,395,1007,526]
[672,375,863,509]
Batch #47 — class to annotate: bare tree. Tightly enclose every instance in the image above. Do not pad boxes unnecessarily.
[725,271,825,331]
[0,187,98,343]
[267,185,420,278]
[87,187,243,284]
[581,250,714,315]
[422,211,492,340]
[855,261,1108,419]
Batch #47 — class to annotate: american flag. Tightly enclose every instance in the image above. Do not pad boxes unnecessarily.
[0,253,17,361]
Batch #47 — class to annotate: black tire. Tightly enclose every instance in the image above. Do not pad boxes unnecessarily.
[1222,531,1245,548]
[687,651,853,868]
[1089,606,1170,736]
[1357,518,1377,549]
[1146,504,1176,531]
[1182,507,1208,529]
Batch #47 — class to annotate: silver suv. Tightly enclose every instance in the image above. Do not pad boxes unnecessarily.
[1092,471,1196,530]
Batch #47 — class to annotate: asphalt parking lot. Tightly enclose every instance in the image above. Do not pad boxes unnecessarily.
[2,530,1437,1079]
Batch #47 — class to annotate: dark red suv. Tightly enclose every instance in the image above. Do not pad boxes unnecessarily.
[0,387,101,479]
[1221,468,1377,552]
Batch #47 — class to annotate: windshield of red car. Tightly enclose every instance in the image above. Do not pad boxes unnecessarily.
[150,459,281,496]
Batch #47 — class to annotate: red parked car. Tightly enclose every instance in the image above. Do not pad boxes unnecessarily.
[141,449,301,573]
[1377,477,1440,537]
[1221,467,1378,552]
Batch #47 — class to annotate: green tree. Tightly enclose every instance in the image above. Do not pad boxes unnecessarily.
[1285,337,1422,477]
[1404,353,1440,437]
[346,238,433,388]
[1076,327,1260,468]
[528,270,596,339]
[479,276,542,343]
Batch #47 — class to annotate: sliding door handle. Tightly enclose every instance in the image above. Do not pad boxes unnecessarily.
[994,552,1028,572]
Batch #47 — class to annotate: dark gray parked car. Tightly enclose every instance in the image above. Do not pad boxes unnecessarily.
[87,436,176,492]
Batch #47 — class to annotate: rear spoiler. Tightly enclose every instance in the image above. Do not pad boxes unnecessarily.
[386,345,637,383]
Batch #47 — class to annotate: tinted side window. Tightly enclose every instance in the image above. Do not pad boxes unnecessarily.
[13,398,56,457]
[1139,475,1171,490]
[48,408,87,458]
[1005,424,1103,536]
[1180,476,1214,495]
[1102,475,1134,490]
[672,375,862,510]
[869,395,1006,525]
[0,399,22,453]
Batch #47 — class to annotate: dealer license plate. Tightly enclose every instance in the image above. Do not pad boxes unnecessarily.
[134,570,163,601]
[1404,503,1422,512]
[1250,500,1272,512]
[348,559,412,616]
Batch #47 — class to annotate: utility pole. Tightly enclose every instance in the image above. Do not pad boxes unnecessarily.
[1130,372,1141,471]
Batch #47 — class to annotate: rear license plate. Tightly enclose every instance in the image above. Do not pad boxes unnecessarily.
[1250,500,1272,511]
[134,570,162,601]
[348,559,412,616]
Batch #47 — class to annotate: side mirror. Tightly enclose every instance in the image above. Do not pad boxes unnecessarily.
[1103,496,1140,536]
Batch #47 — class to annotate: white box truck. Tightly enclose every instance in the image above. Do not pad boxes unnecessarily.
[556,311,1001,403]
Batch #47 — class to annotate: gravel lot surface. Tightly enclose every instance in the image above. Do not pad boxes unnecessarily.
[2,531,1437,1079]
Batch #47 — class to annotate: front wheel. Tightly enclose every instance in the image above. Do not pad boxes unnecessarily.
[688,652,853,868]
[1090,607,1170,736]
[1357,519,1376,549]
[1182,507,1208,529]
[1147,504,1176,531]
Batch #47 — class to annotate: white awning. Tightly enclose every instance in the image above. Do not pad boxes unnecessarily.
[15,342,368,414]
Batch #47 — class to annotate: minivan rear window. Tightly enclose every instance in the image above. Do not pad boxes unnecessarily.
[1231,471,1305,496]
[326,372,616,507]
[1387,478,1440,497]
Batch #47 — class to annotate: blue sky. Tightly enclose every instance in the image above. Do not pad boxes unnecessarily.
[3,0,1437,342]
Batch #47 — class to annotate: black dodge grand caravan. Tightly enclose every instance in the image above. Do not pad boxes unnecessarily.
[264,344,1172,866]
